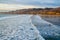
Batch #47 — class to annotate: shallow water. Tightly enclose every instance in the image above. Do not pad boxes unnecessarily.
[0,14,18,17]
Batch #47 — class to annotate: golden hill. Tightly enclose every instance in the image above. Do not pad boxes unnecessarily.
[0,7,60,15]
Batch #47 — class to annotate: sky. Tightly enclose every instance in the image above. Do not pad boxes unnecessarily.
[0,0,60,11]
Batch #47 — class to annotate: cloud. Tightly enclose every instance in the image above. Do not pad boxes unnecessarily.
[0,0,60,7]
[0,3,43,12]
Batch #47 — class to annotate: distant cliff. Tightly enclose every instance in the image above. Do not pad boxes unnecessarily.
[0,7,60,15]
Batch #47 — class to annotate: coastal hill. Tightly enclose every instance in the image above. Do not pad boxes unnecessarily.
[0,7,60,15]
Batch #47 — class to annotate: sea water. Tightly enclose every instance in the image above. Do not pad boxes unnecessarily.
[0,14,60,40]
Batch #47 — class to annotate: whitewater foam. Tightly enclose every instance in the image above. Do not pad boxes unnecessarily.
[0,15,45,40]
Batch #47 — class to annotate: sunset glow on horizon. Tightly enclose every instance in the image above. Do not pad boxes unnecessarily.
[0,4,43,12]
[0,0,60,12]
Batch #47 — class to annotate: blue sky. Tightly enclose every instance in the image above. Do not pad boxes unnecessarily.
[0,0,60,11]
[0,0,60,7]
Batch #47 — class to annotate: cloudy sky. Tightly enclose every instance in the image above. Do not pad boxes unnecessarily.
[0,0,60,11]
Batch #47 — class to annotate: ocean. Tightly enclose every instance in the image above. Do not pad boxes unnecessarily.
[0,14,60,40]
